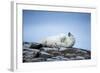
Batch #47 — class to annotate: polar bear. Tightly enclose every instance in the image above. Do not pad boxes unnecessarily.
[41,32,75,48]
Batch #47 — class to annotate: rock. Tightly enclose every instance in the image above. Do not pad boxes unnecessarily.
[69,56,85,60]
[29,43,43,49]
[23,51,35,62]
[23,50,38,57]
[23,42,30,44]
[46,58,56,61]
[59,47,68,51]
[46,56,69,61]
[65,53,76,58]
[39,51,53,58]
[47,51,62,56]
[52,56,69,61]
[31,58,45,62]
[23,42,91,62]
[23,47,40,52]
[23,42,31,48]
[23,58,45,62]
[23,48,41,62]
[75,56,85,60]
[76,49,87,54]
[41,47,58,51]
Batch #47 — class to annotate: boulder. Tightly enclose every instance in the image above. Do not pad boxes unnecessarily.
[29,43,43,49]
[41,47,58,51]
[39,51,53,58]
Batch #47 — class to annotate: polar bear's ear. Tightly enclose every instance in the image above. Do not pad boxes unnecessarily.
[68,32,71,37]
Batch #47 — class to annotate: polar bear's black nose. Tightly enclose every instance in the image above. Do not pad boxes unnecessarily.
[68,32,71,37]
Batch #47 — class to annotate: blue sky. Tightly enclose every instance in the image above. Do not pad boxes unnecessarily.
[23,10,91,50]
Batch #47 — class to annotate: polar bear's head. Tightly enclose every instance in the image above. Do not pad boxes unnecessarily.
[68,32,72,37]
[61,32,75,48]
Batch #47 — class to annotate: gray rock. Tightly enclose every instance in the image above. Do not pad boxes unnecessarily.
[75,56,85,60]
[41,47,58,51]
[65,53,76,58]
[23,42,31,48]
[23,48,40,52]
[39,51,53,58]
[59,47,68,51]
[31,58,45,62]
[46,58,56,61]
[29,43,43,49]
[76,49,87,54]
[52,56,69,61]
[23,51,38,59]
[23,42,91,62]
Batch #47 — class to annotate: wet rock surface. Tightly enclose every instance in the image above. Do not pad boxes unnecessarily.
[23,42,91,62]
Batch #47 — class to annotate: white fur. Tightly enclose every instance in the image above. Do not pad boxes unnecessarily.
[41,33,75,48]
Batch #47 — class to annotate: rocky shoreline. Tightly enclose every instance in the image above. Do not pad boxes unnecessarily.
[23,42,91,62]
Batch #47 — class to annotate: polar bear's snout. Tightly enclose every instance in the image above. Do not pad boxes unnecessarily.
[41,32,75,48]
